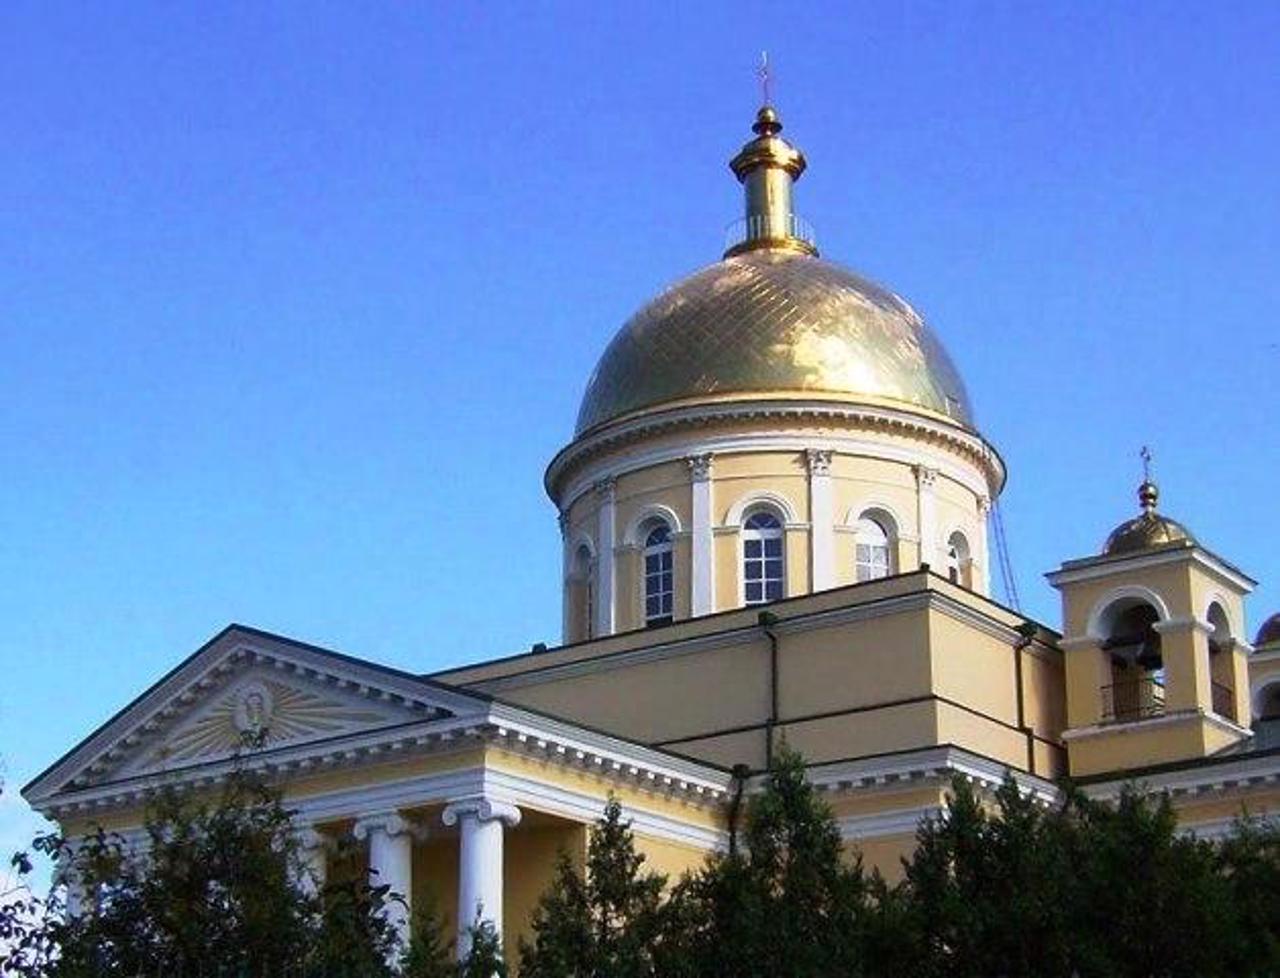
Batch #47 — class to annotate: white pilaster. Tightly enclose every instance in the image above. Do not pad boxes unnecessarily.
[915,466,939,570]
[807,450,835,591]
[594,479,617,636]
[975,495,992,596]
[687,454,714,616]
[353,812,417,952]
[558,511,572,643]
[442,797,522,960]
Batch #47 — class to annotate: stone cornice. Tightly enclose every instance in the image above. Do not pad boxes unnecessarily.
[545,399,1005,503]
[37,699,733,822]
[468,586,1058,697]
[1047,544,1255,593]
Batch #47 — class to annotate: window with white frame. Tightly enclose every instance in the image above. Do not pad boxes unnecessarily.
[743,510,785,605]
[643,523,674,626]
[854,515,893,582]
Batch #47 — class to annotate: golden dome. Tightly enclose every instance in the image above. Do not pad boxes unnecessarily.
[1256,613,1280,648]
[1102,480,1197,556]
[575,250,975,435]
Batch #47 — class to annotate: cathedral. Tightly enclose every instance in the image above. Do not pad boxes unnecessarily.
[24,103,1280,963]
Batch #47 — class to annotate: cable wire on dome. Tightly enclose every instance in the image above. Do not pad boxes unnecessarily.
[991,497,1021,611]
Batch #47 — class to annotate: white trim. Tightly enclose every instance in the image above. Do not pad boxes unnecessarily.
[1084,585,1173,641]
[839,806,943,840]
[807,743,1060,806]
[1203,593,1239,641]
[724,489,799,526]
[1062,708,1253,743]
[546,399,1005,503]
[24,631,481,806]
[621,504,684,547]
[808,453,835,591]
[1082,751,1280,804]
[1047,545,1255,593]
[471,588,1050,697]
[843,500,906,532]
[552,425,997,516]
[690,462,715,616]
[595,481,617,637]
[565,532,597,564]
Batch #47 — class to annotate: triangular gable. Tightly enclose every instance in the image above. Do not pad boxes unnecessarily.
[24,624,491,806]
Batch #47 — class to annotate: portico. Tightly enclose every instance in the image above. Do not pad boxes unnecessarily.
[24,625,731,963]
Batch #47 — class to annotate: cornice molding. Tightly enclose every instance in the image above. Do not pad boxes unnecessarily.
[25,634,470,806]
[470,588,1053,697]
[1047,545,1255,593]
[546,400,1004,508]
[38,699,732,822]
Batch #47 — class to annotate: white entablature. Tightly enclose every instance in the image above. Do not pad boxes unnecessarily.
[24,624,733,823]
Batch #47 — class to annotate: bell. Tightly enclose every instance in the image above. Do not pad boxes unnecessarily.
[1135,638,1163,670]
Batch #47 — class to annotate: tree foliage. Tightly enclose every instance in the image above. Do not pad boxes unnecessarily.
[518,797,667,978]
[7,755,1280,978]
[663,746,869,978]
[0,772,504,978]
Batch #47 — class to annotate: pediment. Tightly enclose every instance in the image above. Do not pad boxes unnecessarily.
[26,624,489,805]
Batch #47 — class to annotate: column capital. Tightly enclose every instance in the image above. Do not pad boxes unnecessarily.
[352,811,422,842]
[1058,635,1102,651]
[805,448,833,476]
[686,453,714,482]
[593,477,617,501]
[442,796,522,829]
[915,465,939,489]
[976,494,991,516]
[557,511,570,536]
[1152,615,1215,637]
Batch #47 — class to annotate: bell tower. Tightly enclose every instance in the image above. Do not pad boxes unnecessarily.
[1047,473,1255,777]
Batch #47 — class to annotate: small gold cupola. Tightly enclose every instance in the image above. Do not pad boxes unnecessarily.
[724,104,818,258]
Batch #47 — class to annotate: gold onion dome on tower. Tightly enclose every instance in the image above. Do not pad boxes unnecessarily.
[1102,479,1197,556]
[574,105,975,436]
[1256,613,1280,648]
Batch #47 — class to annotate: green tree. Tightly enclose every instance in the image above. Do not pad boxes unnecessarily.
[459,917,507,978]
[1217,815,1280,976]
[666,745,870,978]
[895,777,1073,978]
[401,900,455,978]
[1060,786,1238,978]
[519,796,667,978]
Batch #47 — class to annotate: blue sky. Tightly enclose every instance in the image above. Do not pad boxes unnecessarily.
[2,2,1278,862]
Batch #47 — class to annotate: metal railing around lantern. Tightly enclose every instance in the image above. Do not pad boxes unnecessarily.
[724,213,816,253]
[1101,676,1166,723]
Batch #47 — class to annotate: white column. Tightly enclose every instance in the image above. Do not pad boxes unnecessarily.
[353,812,416,951]
[688,454,715,616]
[594,478,617,637]
[442,797,522,960]
[55,843,84,919]
[807,450,835,591]
[915,465,939,570]
[295,826,329,897]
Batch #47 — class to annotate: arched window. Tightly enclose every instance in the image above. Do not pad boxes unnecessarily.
[743,511,784,606]
[854,515,893,582]
[643,523,674,626]
[1207,602,1236,720]
[1099,599,1164,722]
[946,532,971,586]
